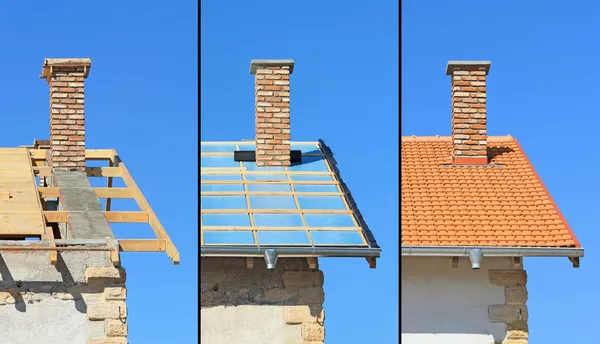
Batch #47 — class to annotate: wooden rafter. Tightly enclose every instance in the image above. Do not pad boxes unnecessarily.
[33,166,121,177]
[109,149,180,264]
[38,187,134,199]
[44,211,149,223]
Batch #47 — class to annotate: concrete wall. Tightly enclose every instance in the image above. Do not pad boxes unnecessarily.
[0,252,128,344]
[201,258,325,344]
[401,257,529,344]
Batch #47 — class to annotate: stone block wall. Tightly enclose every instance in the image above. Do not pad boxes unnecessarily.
[201,257,325,344]
[489,269,529,344]
[0,252,127,344]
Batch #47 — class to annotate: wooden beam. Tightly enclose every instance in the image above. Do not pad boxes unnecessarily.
[43,211,149,223]
[38,187,134,199]
[28,149,115,161]
[201,226,360,231]
[569,256,580,268]
[200,191,343,196]
[106,160,114,211]
[118,239,166,252]
[95,187,133,199]
[451,256,459,268]
[33,167,122,177]
[200,209,353,215]
[201,170,332,176]
[113,149,180,264]
[105,211,148,223]
[49,240,58,265]
[106,238,120,267]
[366,257,377,269]
[47,226,57,266]
[246,257,254,269]
[28,149,47,160]
[307,257,317,270]
[25,148,49,238]
[85,150,115,160]
[86,167,123,177]
[201,180,338,185]
[511,256,522,268]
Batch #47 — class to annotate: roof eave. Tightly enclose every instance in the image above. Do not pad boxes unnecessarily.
[201,246,382,258]
[402,245,584,257]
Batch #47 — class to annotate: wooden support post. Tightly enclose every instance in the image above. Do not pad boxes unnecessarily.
[366,257,377,269]
[451,256,459,268]
[246,257,254,269]
[49,240,57,265]
[106,160,113,211]
[569,256,580,268]
[511,256,522,268]
[307,257,317,270]
[46,226,58,265]
[106,238,121,267]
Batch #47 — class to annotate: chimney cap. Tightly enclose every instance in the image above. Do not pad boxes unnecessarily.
[446,60,491,75]
[250,59,295,74]
[40,58,92,80]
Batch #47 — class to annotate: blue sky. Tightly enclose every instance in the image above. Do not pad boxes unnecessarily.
[201,1,399,343]
[403,1,599,343]
[0,1,198,343]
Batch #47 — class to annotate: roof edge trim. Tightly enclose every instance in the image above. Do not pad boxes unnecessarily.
[401,246,584,258]
[512,137,582,248]
[201,246,381,258]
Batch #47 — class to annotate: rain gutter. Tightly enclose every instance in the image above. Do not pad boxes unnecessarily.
[201,246,381,258]
[201,246,381,270]
[401,246,584,258]
[402,246,584,269]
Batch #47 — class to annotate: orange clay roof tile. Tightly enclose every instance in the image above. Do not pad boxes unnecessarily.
[401,135,580,248]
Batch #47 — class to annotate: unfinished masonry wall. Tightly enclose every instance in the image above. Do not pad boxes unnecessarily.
[401,257,529,344]
[0,252,127,344]
[201,258,325,344]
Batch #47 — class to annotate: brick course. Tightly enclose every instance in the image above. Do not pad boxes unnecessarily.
[446,61,490,165]
[41,58,91,171]
[250,60,294,167]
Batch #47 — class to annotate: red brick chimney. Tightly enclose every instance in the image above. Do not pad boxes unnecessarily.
[446,61,491,165]
[40,58,91,171]
[250,59,294,167]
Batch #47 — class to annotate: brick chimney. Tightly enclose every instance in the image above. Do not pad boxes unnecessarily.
[250,59,294,167]
[40,58,91,171]
[446,61,491,165]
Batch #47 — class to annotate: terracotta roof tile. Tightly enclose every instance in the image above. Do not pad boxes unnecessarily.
[401,135,580,248]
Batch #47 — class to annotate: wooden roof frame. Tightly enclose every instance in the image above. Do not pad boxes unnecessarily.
[200,141,371,248]
[22,148,180,265]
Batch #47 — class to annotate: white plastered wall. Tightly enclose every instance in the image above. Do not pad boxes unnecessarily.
[401,256,513,344]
